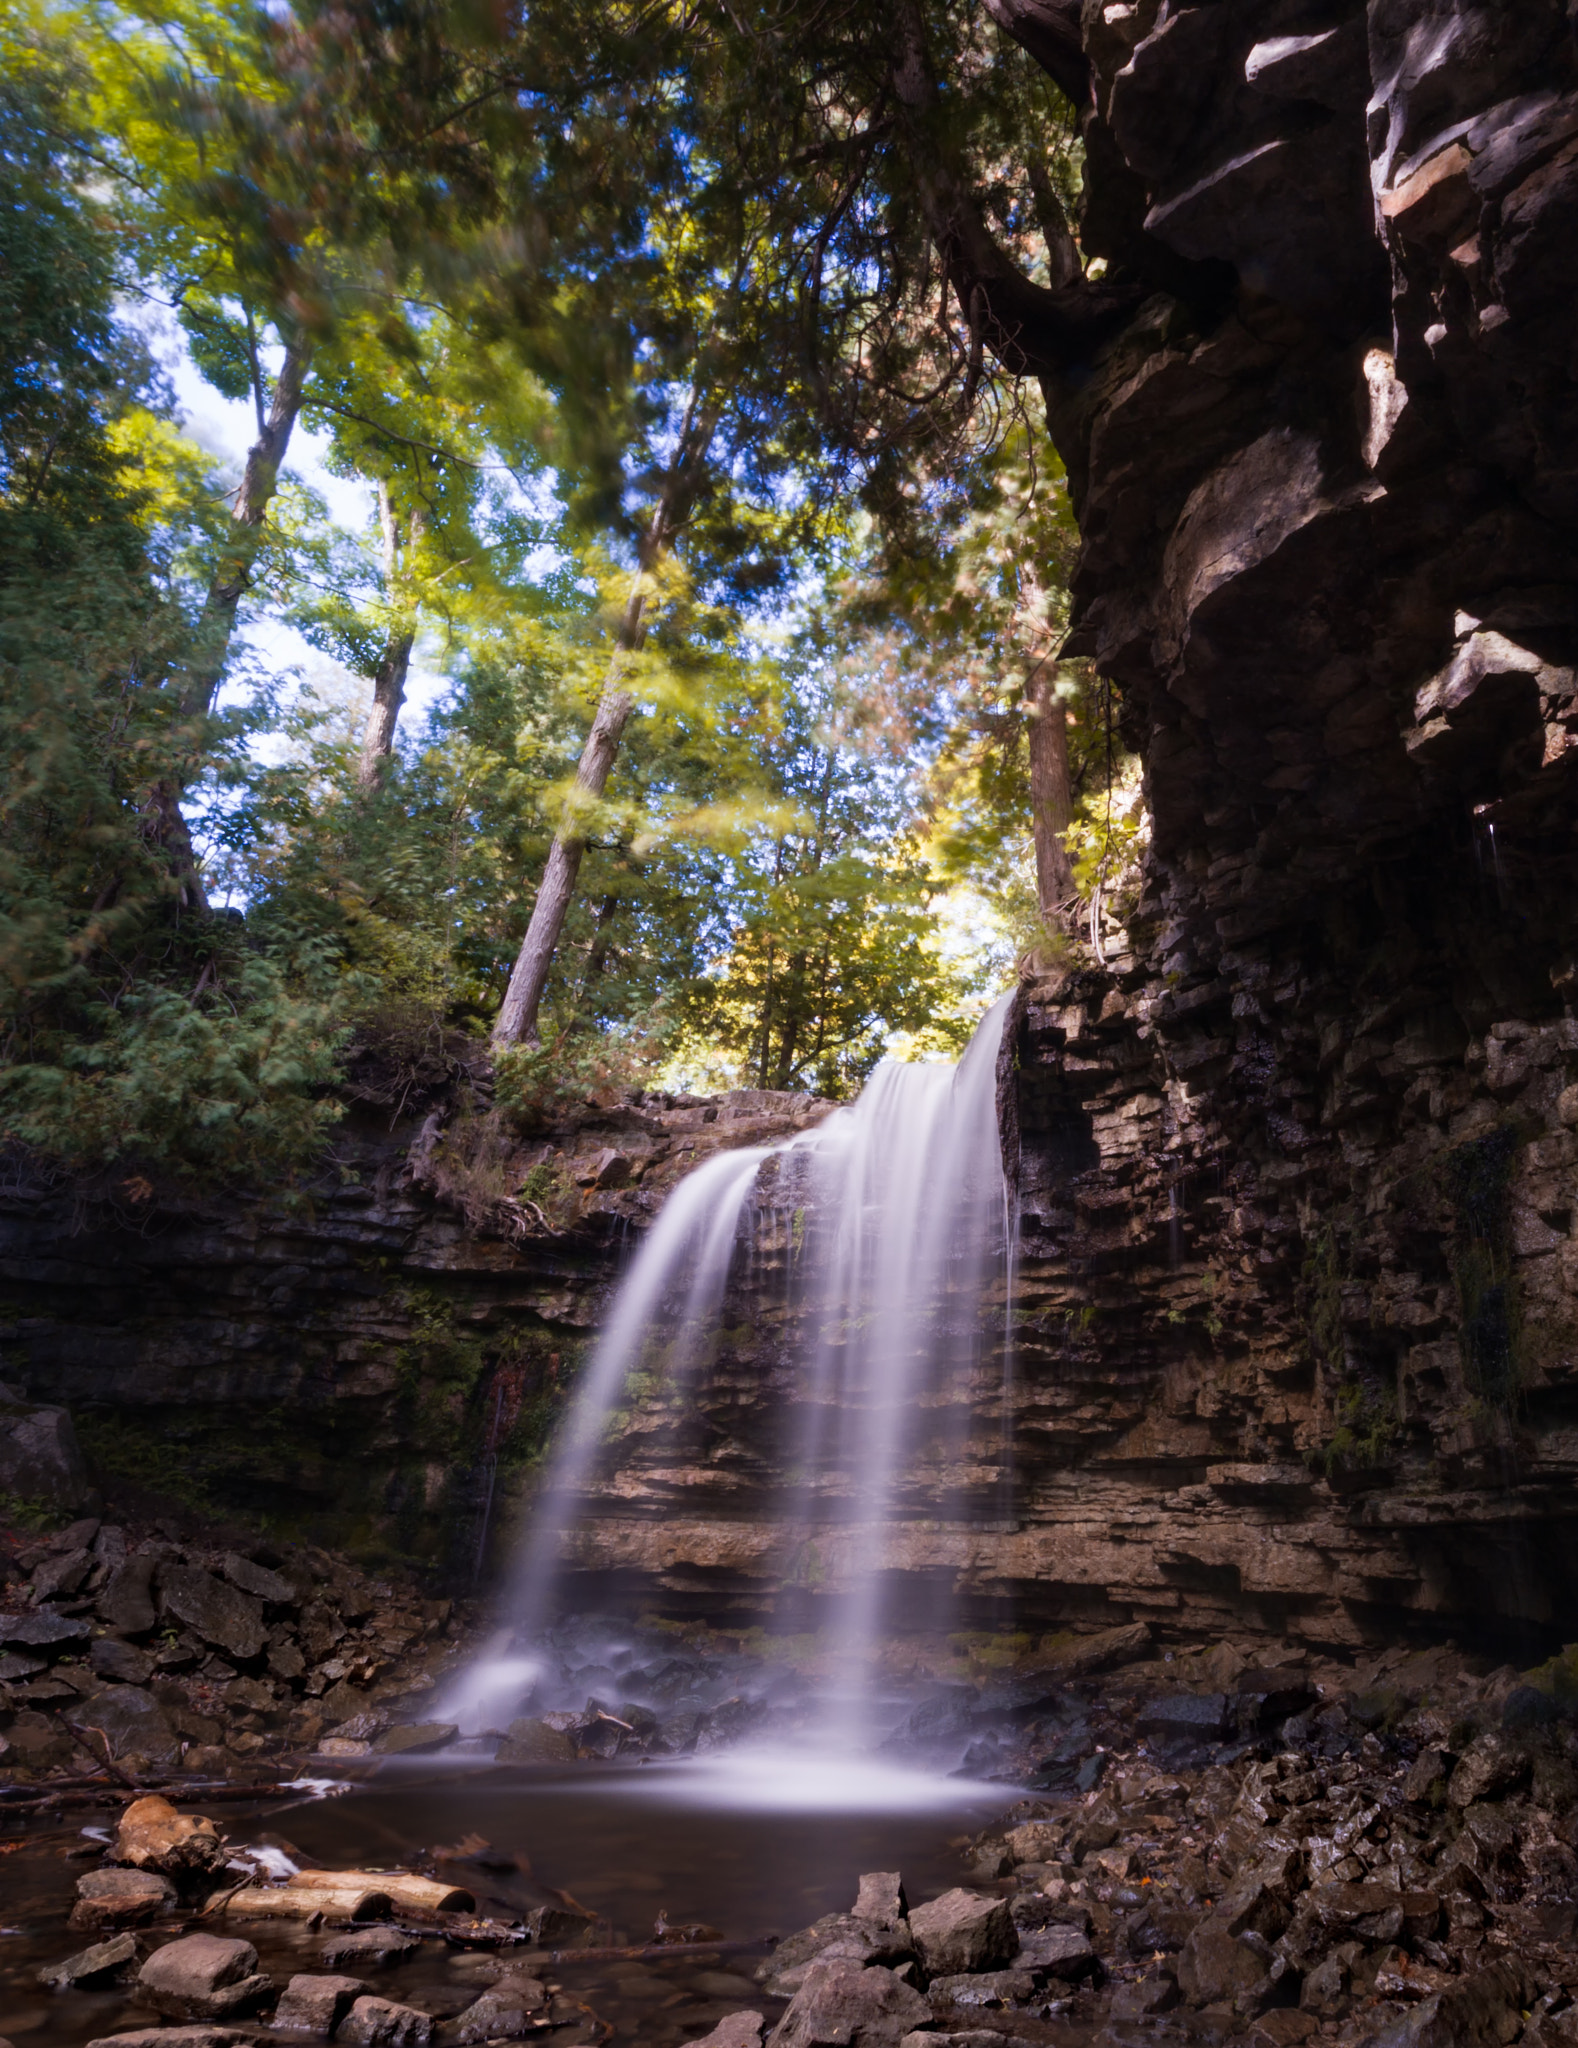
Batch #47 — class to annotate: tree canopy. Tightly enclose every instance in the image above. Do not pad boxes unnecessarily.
[0,0,1143,1183]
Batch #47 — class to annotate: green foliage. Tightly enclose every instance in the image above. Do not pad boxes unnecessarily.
[1310,1379,1397,1480]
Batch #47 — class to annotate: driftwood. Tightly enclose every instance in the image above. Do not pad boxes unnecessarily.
[0,1777,328,1819]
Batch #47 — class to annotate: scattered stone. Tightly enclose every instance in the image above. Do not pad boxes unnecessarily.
[116,1797,227,1879]
[442,1981,551,2042]
[1014,1924,1097,1980]
[98,1555,160,1634]
[0,1608,92,1647]
[374,1722,458,1755]
[70,1867,177,1932]
[1403,1747,1454,1802]
[85,2031,250,2048]
[219,1553,298,1605]
[493,1717,576,1764]
[907,1890,1018,1978]
[136,1932,272,2020]
[75,1684,179,1764]
[853,1872,907,1929]
[32,1547,93,1601]
[767,1960,929,2048]
[1448,1732,1531,1806]
[757,1913,916,1996]
[91,1636,156,1685]
[1364,1956,1531,2047]
[157,1566,267,1663]
[689,2017,765,2048]
[38,1930,141,1988]
[338,1995,434,2048]
[927,1968,1036,2008]
[273,1973,371,2035]
[319,1928,421,1967]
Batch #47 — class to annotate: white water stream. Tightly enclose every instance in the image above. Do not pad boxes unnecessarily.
[448,993,1017,1752]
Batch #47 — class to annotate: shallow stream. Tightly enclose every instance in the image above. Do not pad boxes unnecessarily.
[2,1757,1013,2046]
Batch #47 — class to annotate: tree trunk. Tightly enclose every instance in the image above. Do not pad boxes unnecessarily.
[153,334,314,911]
[1027,662,1077,921]
[491,395,721,1048]
[181,335,314,721]
[356,492,427,790]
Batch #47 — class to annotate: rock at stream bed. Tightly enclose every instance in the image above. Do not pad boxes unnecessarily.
[38,1929,141,1988]
[85,2030,252,2048]
[136,1932,272,2020]
[374,1721,458,1755]
[767,1960,930,2048]
[494,1717,576,1764]
[273,1973,373,2035]
[337,1995,434,2048]
[689,2016,766,2048]
[756,1912,916,1997]
[319,1928,420,1968]
[906,1890,1018,1978]
[70,1867,177,1931]
[441,1980,551,2043]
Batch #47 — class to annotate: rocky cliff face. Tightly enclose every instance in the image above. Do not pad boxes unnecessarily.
[541,0,1578,1656]
[5,5,1578,1656]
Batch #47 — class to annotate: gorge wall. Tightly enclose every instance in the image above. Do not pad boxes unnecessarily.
[4,0,1578,1659]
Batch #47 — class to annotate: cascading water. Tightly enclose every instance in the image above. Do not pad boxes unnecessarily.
[446,992,1017,1760]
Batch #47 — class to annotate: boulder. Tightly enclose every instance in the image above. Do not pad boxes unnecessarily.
[38,1930,141,1988]
[927,1968,1036,2008]
[1014,1924,1098,1981]
[1448,1734,1531,1807]
[0,1390,89,1507]
[338,1996,434,2048]
[495,1716,576,1764]
[136,1932,272,2019]
[757,1913,916,1997]
[91,1636,156,1685]
[220,1553,298,1605]
[1137,1692,1230,1741]
[116,1798,227,1879]
[70,1867,178,1932]
[853,1873,908,1928]
[1004,1821,1060,1866]
[442,1980,550,2043]
[767,1960,930,2048]
[98,1554,160,1634]
[907,1890,1018,1978]
[374,1722,459,1756]
[1364,1956,1532,2048]
[689,2018,766,2048]
[1403,1748,1454,1803]
[157,1566,266,1663]
[77,1685,179,1764]
[273,1973,371,2035]
[31,1546,93,1601]
[1177,1922,1267,2006]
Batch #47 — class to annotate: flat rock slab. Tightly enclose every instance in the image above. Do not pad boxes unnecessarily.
[494,1717,575,1764]
[78,1683,179,1764]
[86,2031,252,2048]
[157,1565,266,1662]
[71,1867,177,1932]
[38,1930,140,1988]
[319,1928,421,1967]
[907,1890,1018,1978]
[0,1608,91,1647]
[443,1982,552,2043]
[374,1722,459,1755]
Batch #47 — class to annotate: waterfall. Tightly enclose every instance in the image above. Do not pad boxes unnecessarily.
[446,992,1016,1746]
